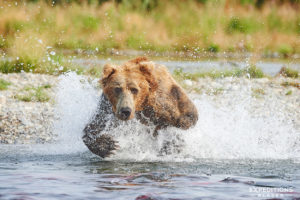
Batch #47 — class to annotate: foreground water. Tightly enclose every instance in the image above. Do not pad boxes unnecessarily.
[1,66,300,199]
[0,152,300,200]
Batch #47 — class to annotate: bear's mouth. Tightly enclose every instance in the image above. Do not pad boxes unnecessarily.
[117,114,130,121]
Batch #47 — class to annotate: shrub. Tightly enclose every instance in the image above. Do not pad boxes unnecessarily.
[278,45,293,58]
[278,67,299,78]
[226,17,260,34]
[245,65,264,78]
[207,43,220,53]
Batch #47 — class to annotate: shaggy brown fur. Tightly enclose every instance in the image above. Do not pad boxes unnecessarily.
[83,57,198,158]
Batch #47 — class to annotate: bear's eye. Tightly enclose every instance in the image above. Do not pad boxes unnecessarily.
[130,88,138,95]
[114,87,122,94]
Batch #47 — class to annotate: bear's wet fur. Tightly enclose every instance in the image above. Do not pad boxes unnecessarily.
[83,57,198,158]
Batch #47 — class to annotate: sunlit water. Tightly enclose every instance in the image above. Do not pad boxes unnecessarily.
[0,69,300,199]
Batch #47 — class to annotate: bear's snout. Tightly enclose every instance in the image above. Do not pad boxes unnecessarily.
[119,107,132,120]
[115,92,135,120]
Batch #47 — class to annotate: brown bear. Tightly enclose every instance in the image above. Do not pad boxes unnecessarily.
[83,57,198,158]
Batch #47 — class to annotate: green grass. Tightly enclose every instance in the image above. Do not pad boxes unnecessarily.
[281,81,300,89]
[226,17,261,34]
[278,45,293,58]
[0,1,299,57]
[0,58,38,73]
[76,15,100,31]
[85,66,103,77]
[251,88,265,98]
[0,57,84,75]
[212,87,225,95]
[0,79,11,90]
[15,84,51,102]
[244,65,265,78]
[207,44,220,53]
[278,67,299,78]
[285,90,292,95]
[173,65,265,80]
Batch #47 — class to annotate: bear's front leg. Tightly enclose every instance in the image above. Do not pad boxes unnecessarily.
[83,134,119,158]
[171,85,198,129]
[83,94,119,158]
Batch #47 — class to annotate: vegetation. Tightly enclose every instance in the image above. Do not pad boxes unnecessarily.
[251,88,265,98]
[85,65,103,77]
[0,0,299,57]
[212,87,225,95]
[281,81,300,89]
[245,65,265,78]
[0,0,299,77]
[14,84,51,102]
[173,65,265,80]
[285,90,292,95]
[0,79,11,90]
[278,67,299,78]
[0,56,84,75]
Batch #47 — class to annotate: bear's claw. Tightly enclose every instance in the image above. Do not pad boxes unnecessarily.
[85,134,119,158]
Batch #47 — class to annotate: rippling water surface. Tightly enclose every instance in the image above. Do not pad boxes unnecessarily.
[1,63,300,199]
[0,152,299,200]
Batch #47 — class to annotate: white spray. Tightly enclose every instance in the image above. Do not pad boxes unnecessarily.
[35,73,300,161]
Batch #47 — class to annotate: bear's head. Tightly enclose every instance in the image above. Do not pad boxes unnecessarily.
[100,57,157,120]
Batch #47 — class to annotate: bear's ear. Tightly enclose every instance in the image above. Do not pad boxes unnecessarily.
[101,64,116,87]
[139,62,154,75]
[129,57,148,64]
[139,62,158,91]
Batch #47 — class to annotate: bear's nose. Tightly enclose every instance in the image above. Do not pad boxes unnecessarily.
[120,107,131,119]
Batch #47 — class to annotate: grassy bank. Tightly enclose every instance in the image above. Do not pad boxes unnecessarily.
[1,55,299,80]
[173,65,266,80]
[0,0,299,58]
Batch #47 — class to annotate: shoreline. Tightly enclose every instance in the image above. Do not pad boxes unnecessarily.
[0,73,299,145]
[41,48,300,61]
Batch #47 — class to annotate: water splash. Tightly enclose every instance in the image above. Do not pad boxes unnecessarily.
[105,98,300,161]
[51,72,99,154]
[17,72,99,155]
[11,72,299,161]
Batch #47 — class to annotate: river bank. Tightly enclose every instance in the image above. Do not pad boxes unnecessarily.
[0,0,299,59]
[0,73,299,144]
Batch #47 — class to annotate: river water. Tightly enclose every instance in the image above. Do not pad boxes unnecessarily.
[0,59,300,199]
[71,57,300,76]
[0,152,299,200]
